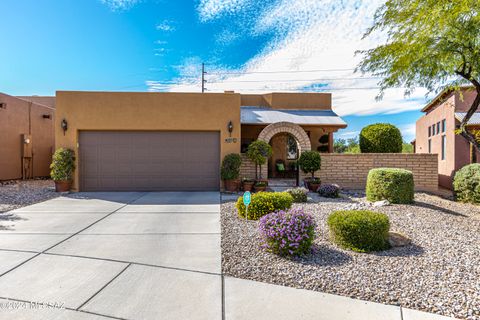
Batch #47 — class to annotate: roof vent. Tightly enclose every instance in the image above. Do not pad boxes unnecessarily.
[0,103,6,109]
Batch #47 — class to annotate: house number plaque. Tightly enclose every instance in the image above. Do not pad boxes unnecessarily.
[224,138,237,143]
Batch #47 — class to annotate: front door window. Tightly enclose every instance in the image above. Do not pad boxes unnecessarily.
[287,134,298,160]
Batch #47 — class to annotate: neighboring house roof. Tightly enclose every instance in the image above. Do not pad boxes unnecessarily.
[454,112,480,125]
[422,86,474,113]
[240,107,347,126]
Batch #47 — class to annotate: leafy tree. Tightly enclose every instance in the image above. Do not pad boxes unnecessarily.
[334,138,348,153]
[298,151,321,178]
[334,138,360,153]
[246,140,272,180]
[358,0,480,152]
[402,142,414,153]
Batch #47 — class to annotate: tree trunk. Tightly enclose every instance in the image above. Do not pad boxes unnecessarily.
[459,87,480,154]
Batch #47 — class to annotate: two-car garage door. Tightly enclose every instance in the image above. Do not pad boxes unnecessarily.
[79,131,220,191]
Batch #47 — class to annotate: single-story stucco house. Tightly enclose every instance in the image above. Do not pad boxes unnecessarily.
[55,91,347,192]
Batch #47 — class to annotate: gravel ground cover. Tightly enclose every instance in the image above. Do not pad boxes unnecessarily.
[0,180,58,216]
[221,192,480,320]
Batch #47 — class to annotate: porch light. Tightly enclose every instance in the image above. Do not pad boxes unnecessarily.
[23,137,30,144]
[228,121,234,136]
[61,119,68,135]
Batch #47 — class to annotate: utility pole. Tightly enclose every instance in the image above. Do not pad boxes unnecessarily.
[201,63,207,93]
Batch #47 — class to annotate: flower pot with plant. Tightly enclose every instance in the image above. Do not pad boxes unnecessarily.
[50,148,76,192]
[242,177,255,191]
[253,181,267,192]
[298,150,321,191]
[221,153,242,192]
[246,140,272,183]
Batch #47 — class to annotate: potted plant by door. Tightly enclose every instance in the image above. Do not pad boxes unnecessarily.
[221,153,242,192]
[242,177,255,191]
[298,150,321,191]
[50,148,76,192]
[253,180,267,192]
[246,140,272,189]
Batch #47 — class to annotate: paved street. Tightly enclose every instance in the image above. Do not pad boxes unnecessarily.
[0,192,453,320]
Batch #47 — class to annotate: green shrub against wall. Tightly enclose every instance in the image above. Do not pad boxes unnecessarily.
[366,168,414,204]
[50,148,76,181]
[453,163,480,203]
[359,123,402,153]
[327,210,390,253]
[236,192,293,220]
[298,151,321,178]
[221,153,242,180]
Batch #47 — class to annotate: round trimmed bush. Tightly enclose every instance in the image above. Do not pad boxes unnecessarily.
[236,192,293,220]
[453,163,480,203]
[259,208,316,256]
[366,168,414,204]
[359,123,402,153]
[298,151,321,178]
[327,210,390,252]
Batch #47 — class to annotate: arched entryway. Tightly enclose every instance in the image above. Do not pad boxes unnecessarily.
[257,122,312,186]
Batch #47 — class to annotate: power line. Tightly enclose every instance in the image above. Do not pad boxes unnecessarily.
[207,68,357,75]
[207,77,381,83]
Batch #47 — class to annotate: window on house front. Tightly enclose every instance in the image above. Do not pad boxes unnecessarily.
[436,122,440,134]
[428,139,432,153]
[441,135,446,160]
[287,134,298,159]
[441,119,446,133]
[428,126,431,137]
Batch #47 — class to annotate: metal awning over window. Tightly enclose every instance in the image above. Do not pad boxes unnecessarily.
[240,107,347,126]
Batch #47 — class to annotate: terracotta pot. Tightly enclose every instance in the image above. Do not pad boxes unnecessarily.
[254,185,267,192]
[224,179,240,192]
[242,181,254,192]
[305,178,321,192]
[54,180,72,192]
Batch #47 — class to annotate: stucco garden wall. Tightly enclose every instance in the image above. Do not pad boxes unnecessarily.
[301,153,438,192]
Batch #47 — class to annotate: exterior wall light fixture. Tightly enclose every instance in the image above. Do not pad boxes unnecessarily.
[228,121,233,137]
[61,119,68,135]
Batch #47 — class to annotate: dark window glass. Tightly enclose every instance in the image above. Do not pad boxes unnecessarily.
[428,139,432,153]
[442,135,446,160]
[442,119,446,133]
[287,134,298,159]
[436,122,440,134]
[428,126,431,137]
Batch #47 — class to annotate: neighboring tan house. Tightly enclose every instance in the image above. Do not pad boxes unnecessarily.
[0,93,55,180]
[415,87,479,189]
[55,91,347,192]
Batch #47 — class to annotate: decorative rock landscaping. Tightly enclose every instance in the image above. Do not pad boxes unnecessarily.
[0,180,58,214]
[221,191,480,320]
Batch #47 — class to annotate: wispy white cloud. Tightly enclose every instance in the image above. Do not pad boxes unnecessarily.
[149,0,431,116]
[156,21,175,32]
[100,0,140,10]
[336,131,360,139]
[197,0,250,21]
[398,123,416,140]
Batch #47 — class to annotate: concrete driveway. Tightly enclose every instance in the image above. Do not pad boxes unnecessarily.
[0,192,222,320]
[0,192,453,320]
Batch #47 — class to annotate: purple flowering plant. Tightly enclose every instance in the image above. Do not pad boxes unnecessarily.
[317,184,340,198]
[258,208,316,257]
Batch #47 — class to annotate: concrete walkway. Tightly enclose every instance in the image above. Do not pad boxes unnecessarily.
[0,192,454,320]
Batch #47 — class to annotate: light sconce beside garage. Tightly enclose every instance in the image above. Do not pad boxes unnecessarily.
[227,121,234,137]
[61,119,68,135]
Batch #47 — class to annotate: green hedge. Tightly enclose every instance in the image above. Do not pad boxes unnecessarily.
[453,163,480,203]
[236,192,293,220]
[359,123,402,153]
[366,168,414,204]
[50,148,76,181]
[327,210,390,252]
[220,153,242,180]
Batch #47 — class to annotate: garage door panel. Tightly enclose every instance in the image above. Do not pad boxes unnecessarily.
[80,131,220,191]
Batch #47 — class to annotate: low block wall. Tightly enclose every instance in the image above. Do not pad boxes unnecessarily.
[239,154,268,180]
[300,153,438,192]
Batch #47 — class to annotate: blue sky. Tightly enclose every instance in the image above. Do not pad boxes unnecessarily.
[0,0,431,142]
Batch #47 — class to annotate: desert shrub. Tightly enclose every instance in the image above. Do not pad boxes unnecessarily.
[50,148,76,181]
[366,168,414,204]
[318,184,340,198]
[453,163,480,203]
[259,208,316,256]
[236,191,293,220]
[327,210,390,252]
[298,151,321,178]
[221,153,242,180]
[359,123,402,153]
[285,187,309,202]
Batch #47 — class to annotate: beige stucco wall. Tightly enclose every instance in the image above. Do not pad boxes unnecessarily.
[0,93,54,180]
[55,91,241,191]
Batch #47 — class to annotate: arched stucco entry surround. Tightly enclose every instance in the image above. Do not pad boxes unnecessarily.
[257,121,311,152]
